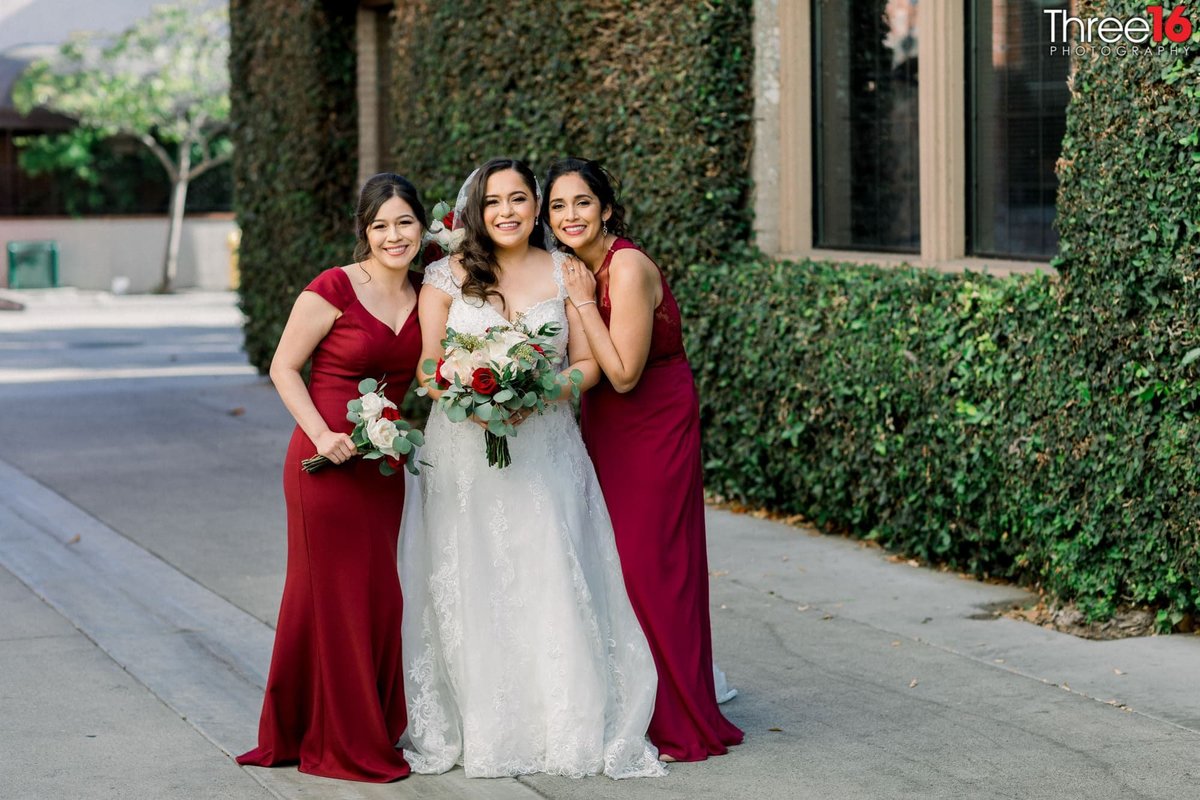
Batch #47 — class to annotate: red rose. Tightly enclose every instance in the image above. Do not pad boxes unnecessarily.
[434,358,451,388]
[386,454,405,470]
[530,344,545,356]
[471,367,499,395]
[442,210,455,229]
[381,406,402,421]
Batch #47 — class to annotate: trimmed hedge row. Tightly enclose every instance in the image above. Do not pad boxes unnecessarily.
[230,0,358,372]
[679,254,1199,627]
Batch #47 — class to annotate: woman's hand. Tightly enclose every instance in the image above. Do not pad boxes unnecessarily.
[472,406,536,430]
[564,256,597,308]
[313,430,358,464]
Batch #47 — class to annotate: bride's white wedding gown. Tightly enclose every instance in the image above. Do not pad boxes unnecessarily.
[399,253,665,779]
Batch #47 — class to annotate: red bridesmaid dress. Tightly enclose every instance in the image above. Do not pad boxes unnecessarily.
[237,267,421,782]
[579,239,744,762]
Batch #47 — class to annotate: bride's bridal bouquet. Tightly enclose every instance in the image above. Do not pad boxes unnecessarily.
[301,378,425,476]
[421,322,582,468]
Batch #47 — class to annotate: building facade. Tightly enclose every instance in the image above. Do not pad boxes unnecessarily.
[350,1,1071,274]
[752,0,1070,274]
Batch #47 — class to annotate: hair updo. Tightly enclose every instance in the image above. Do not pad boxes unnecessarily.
[352,173,427,265]
[540,157,629,250]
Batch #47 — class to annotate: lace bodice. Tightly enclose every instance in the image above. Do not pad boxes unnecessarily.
[423,252,570,366]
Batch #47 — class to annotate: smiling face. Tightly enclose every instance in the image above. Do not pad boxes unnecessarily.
[482,169,537,249]
[547,172,611,251]
[366,195,421,270]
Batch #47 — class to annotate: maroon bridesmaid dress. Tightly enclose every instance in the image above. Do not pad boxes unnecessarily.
[237,267,421,782]
[579,239,744,762]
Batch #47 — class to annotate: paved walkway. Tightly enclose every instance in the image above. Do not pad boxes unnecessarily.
[0,288,1197,799]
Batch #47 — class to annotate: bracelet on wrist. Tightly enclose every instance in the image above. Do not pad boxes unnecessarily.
[574,299,597,309]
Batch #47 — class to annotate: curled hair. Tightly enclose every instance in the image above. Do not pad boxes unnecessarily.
[540,157,629,253]
[458,157,544,308]
[352,173,427,265]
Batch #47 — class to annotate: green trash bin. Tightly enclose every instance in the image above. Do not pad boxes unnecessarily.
[6,241,59,289]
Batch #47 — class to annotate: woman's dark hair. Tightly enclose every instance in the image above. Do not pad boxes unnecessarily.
[459,157,544,308]
[352,172,427,265]
[540,157,629,252]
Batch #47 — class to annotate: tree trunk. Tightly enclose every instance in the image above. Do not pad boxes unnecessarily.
[157,144,192,294]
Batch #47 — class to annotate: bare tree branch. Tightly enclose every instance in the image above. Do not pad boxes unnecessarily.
[186,149,232,181]
[140,133,179,183]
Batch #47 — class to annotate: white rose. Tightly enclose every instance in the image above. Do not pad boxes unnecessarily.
[469,349,492,371]
[365,417,401,456]
[443,349,475,384]
[426,220,465,253]
[359,391,397,422]
[486,336,516,370]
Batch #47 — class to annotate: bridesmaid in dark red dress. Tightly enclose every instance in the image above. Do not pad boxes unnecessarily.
[543,158,744,762]
[237,173,426,782]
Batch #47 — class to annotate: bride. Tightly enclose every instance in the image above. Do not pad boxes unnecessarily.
[399,158,665,780]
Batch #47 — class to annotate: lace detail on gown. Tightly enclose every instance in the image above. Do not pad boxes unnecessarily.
[422,258,462,298]
[401,252,665,780]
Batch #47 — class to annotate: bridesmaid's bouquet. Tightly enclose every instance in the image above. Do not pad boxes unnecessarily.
[422,200,464,261]
[420,322,582,468]
[301,378,425,476]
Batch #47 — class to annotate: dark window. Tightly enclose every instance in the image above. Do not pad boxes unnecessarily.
[812,0,921,253]
[967,0,1070,260]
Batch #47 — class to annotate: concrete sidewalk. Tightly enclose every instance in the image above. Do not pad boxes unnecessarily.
[0,290,1196,799]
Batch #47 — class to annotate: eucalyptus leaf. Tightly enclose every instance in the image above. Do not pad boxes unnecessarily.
[358,378,378,394]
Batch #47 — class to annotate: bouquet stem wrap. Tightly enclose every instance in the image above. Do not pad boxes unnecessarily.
[484,430,511,469]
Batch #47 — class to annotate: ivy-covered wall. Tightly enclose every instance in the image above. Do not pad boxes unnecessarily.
[230,0,358,372]
[389,0,754,275]
[231,0,1199,625]
[684,0,1200,626]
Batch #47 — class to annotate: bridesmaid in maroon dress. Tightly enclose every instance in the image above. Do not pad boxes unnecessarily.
[237,173,425,782]
[543,158,744,762]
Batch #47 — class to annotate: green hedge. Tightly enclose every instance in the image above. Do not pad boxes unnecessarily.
[681,0,1200,626]
[390,0,753,275]
[230,0,358,373]
[681,256,1198,626]
[230,0,1199,625]
[235,0,751,370]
